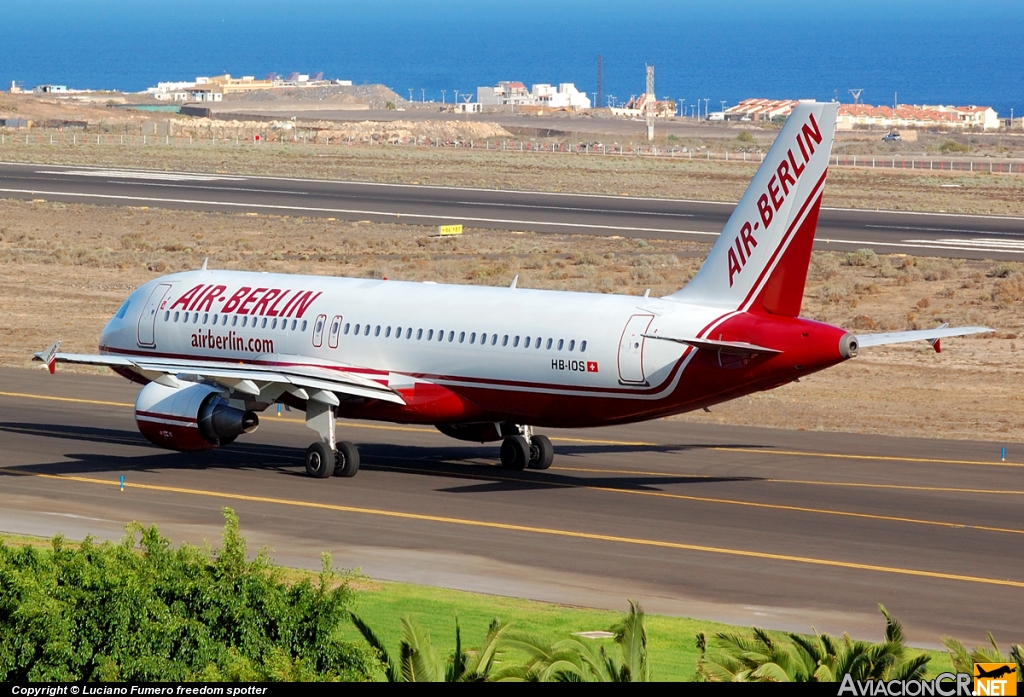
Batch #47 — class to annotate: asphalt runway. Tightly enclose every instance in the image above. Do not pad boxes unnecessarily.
[1,161,1022,260]
[1,366,1021,647]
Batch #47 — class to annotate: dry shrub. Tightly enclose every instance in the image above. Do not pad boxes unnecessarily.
[918,258,955,281]
[810,253,838,280]
[917,297,930,309]
[847,314,877,330]
[843,248,878,267]
[993,272,1024,306]
[818,281,848,304]
[987,262,1023,278]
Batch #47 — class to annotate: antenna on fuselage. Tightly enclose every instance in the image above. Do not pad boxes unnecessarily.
[201,258,209,271]
[509,275,518,289]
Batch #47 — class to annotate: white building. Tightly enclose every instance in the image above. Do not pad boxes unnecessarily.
[477,81,591,109]
[530,83,591,109]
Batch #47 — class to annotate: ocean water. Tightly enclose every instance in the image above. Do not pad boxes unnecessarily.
[1,0,1022,116]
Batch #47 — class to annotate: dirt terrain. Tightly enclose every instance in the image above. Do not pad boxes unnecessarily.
[1,198,1020,443]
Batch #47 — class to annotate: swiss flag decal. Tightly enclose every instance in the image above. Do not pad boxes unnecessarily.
[586,361,599,373]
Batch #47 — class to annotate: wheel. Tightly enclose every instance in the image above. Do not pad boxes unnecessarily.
[305,442,335,478]
[333,441,360,478]
[500,435,530,471]
[528,434,554,470]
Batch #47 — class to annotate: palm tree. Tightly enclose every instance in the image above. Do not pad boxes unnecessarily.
[696,605,929,682]
[351,614,512,682]
[943,633,1023,681]
[501,600,651,681]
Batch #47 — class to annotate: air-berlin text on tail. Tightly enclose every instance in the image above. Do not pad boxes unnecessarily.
[727,113,824,287]
[167,284,323,318]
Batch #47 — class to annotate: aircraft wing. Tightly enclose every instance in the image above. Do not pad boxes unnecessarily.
[855,325,992,353]
[32,342,406,405]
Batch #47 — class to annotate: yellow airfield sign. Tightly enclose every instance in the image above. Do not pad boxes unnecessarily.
[439,224,463,236]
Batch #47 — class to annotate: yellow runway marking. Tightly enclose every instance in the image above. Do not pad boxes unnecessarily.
[372,461,1024,536]
[0,391,133,408]
[30,471,1024,590]
[553,466,1024,496]
[712,446,1022,469]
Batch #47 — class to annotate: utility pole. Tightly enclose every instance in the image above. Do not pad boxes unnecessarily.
[441,90,446,103]
[848,89,863,104]
[720,100,726,115]
[645,64,655,141]
[596,54,603,111]
[704,98,709,120]
[679,98,685,117]
[408,88,413,102]
[421,88,426,102]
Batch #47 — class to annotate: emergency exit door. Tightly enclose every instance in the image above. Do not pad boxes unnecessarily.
[617,314,653,384]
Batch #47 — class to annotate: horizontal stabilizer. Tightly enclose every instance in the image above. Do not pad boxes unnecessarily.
[642,334,780,356]
[855,326,991,352]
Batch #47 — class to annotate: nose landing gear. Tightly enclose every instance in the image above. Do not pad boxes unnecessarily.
[500,425,555,471]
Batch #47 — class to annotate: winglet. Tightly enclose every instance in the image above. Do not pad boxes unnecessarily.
[33,341,61,374]
[928,323,949,353]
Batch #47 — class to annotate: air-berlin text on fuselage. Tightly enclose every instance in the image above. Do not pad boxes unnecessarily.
[168,284,323,318]
[727,113,824,287]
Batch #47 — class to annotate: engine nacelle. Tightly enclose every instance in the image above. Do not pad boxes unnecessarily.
[135,381,259,451]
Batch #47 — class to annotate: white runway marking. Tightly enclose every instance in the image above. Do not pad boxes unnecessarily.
[901,238,1024,251]
[37,169,248,182]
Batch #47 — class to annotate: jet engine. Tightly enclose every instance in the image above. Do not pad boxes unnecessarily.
[135,381,259,451]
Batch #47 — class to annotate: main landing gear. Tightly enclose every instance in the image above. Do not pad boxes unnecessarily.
[303,400,360,479]
[500,425,554,471]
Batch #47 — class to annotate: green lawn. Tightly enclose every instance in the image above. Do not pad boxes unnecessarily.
[337,578,955,681]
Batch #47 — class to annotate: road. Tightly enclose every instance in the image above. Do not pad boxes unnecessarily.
[1,366,1021,647]
[1,162,1022,259]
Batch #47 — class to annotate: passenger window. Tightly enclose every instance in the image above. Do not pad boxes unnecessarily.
[513,336,520,347]
[232,316,238,326]
[354,323,360,335]
[568,339,575,351]
[344,323,350,335]
[193,313,199,323]
[427,329,433,340]
[479,333,486,344]
[405,328,412,339]
[375,325,381,337]
[502,335,508,346]
[174,311,180,322]
[272,318,278,330]
[385,326,392,338]
[395,326,402,338]
[417,329,423,340]
[364,325,370,336]
[163,311,169,321]
[469,332,476,344]
[448,331,454,342]
[546,338,553,350]
[491,334,497,346]
[301,320,307,332]
[262,318,268,329]
[459,331,465,343]
[202,313,209,325]
[291,320,297,330]
[535,338,542,349]
[557,339,564,350]
[580,340,587,352]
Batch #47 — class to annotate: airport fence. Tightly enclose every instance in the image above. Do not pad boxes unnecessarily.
[2,130,1023,174]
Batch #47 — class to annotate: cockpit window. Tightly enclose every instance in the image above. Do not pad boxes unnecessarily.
[115,301,130,319]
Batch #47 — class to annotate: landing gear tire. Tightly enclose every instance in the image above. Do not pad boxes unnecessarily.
[500,435,531,471]
[333,441,360,478]
[305,442,335,478]
[528,434,554,470]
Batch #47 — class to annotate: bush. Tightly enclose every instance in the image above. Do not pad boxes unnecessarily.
[937,140,969,153]
[842,249,878,267]
[0,510,371,681]
[736,131,755,144]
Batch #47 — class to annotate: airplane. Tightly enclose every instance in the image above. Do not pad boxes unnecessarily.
[34,102,990,479]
